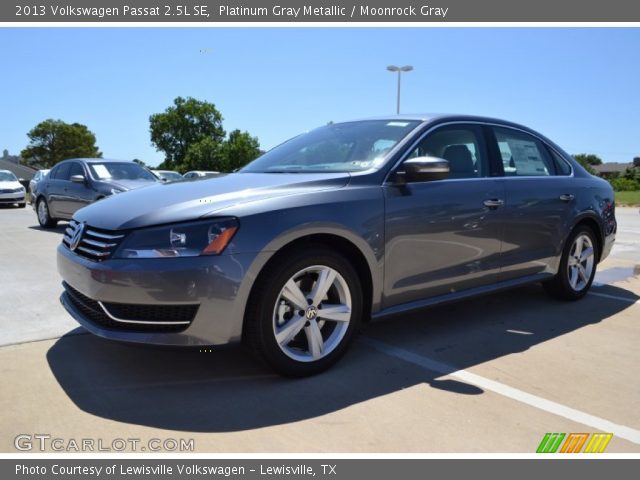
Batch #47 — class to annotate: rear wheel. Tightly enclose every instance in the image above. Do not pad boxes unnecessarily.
[544,225,598,300]
[244,246,363,377]
[37,198,57,228]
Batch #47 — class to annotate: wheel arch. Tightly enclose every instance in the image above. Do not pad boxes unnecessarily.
[570,213,604,263]
[240,230,379,340]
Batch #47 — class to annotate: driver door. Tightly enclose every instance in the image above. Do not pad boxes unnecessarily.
[383,124,505,308]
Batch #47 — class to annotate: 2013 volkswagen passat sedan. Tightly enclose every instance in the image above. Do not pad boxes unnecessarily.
[58,115,616,376]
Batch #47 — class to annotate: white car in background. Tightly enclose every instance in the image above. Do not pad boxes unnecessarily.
[152,170,183,183]
[29,169,50,204]
[0,170,26,208]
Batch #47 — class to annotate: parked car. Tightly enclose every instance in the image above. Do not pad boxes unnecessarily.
[152,170,183,183]
[28,169,50,204]
[183,170,220,179]
[34,158,158,228]
[0,170,26,208]
[57,115,616,377]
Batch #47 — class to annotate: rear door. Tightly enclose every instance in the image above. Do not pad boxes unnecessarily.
[488,126,575,280]
[46,162,71,218]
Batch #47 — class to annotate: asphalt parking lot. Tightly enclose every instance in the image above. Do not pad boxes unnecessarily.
[0,205,638,453]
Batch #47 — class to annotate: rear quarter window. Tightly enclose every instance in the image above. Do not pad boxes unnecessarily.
[549,149,572,176]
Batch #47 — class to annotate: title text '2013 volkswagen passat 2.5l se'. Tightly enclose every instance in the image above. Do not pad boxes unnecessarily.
[57,115,616,376]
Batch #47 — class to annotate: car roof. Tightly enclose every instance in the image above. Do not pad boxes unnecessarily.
[56,158,136,164]
[343,113,538,132]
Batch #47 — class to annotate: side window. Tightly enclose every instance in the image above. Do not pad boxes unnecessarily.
[69,162,84,178]
[549,149,572,176]
[52,163,71,181]
[493,127,555,177]
[406,125,489,179]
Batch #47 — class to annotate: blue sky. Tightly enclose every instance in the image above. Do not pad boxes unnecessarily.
[1,27,638,166]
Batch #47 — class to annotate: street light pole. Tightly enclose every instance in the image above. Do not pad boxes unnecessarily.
[386,65,413,115]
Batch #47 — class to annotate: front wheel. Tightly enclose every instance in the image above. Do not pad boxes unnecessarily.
[244,246,363,377]
[544,225,598,300]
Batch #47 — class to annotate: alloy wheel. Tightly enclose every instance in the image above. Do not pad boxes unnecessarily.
[272,265,352,363]
[37,200,48,225]
[567,233,595,291]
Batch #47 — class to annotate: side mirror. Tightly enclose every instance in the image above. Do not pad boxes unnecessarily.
[18,178,25,182]
[396,156,449,183]
[70,175,85,183]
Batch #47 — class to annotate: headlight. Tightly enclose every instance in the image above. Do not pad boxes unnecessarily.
[114,218,239,259]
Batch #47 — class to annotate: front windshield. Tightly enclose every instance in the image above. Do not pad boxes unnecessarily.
[88,163,157,181]
[241,120,421,173]
[0,171,18,182]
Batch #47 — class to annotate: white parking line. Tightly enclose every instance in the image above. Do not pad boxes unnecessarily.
[588,291,640,304]
[359,337,640,445]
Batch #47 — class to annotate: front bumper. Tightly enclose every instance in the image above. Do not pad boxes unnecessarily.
[0,191,25,204]
[57,243,261,346]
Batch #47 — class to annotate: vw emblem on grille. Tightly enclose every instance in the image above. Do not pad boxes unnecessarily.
[305,305,318,320]
[69,222,85,251]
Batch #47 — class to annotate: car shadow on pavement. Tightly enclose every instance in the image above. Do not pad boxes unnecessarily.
[47,283,638,432]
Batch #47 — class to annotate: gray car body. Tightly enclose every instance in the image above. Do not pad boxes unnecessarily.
[57,114,617,346]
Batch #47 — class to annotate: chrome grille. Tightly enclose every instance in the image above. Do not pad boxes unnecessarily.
[62,219,125,261]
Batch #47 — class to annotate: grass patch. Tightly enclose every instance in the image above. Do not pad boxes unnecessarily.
[615,191,640,206]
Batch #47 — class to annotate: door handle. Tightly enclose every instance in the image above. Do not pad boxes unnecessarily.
[559,194,575,202]
[483,199,504,209]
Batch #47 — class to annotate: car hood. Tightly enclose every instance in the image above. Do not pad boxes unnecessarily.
[0,180,22,190]
[74,172,351,230]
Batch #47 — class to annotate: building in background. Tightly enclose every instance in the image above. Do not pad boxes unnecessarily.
[592,162,634,178]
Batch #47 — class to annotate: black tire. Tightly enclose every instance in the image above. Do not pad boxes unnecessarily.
[36,198,57,228]
[244,245,363,377]
[18,202,26,208]
[543,225,599,301]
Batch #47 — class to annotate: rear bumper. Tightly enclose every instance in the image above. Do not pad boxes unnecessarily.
[57,243,262,346]
[600,231,615,262]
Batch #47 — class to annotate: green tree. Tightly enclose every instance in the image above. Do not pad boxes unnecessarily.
[219,130,261,172]
[573,153,603,166]
[622,165,640,182]
[149,97,225,171]
[610,176,640,191]
[572,154,598,175]
[182,137,223,172]
[21,119,101,168]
